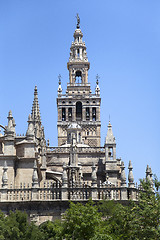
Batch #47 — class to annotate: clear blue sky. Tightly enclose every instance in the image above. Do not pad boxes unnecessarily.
[0,0,160,183]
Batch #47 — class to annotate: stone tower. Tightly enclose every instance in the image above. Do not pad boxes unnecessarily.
[57,15,101,147]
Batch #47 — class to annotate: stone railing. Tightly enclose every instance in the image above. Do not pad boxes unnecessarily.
[0,182,139,202]
[68,188,91,200]
[47,147,105,154]
[98,188,120,200]
[0,181,61,202]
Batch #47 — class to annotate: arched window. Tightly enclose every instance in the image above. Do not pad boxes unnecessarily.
[62,108,66,121]
[68,133,71,144]
[75,70,82,84]
[92,107,96,121]
[76,101,82,121]
[68,108,72,121]
[78,133,81,143]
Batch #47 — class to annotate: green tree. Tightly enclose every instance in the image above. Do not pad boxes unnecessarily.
[39,219,63,240]
[62,200,104,240]
[99,178,160,240]
[0,210,45,240]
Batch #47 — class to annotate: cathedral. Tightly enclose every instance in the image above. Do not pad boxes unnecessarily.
[0,16,153,223]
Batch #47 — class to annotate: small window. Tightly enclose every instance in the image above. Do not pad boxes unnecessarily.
[86,107,90,120]
[75,71,82,83]
[68,108,72,121]
[108,147,113,160]
[62,101,65,104]
[76,102,82,121]
[92,108,96,121]
[77,48,80,57]
[68,133,71,144]
[62,108,66,121]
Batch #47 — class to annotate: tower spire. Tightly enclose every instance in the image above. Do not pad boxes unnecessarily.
[31,86,41,124]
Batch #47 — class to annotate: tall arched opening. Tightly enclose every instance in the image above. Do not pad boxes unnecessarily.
[76,101,82,121]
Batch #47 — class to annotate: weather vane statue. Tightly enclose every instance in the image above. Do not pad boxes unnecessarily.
[76,13,80,29]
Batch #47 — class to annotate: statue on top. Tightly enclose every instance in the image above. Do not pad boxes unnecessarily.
[76,13,80,29]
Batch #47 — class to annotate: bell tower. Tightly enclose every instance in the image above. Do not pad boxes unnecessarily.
[57,15,101,147]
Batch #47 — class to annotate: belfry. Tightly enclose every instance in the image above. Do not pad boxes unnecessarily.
[0,16,152,224]
[57,15,101,147]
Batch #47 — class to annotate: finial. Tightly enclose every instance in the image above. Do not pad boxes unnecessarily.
[128,160,134,186]
[76,13,80,29]
[96,74,100,85]
[8,110,12,118]
[58,74,61,85]
[121,161,126,187]
[34,85,38,95]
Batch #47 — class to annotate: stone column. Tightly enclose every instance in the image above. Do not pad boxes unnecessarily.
[96,107,100,121]
[58,108,62,121]
[1,161,8,201]
[72,106,76,121]
[31,160,39,200]
[91,162,98,200]
[61,164,68,200]
[82,107,85,121]
[120,161,127,200]
[66,108,68,122]
[90,108,92,121]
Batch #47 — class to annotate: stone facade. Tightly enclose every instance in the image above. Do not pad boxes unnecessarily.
[0,18,153,224]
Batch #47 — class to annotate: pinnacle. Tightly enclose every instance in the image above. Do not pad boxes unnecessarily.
[31,86,41,123]
[8,110,13,118]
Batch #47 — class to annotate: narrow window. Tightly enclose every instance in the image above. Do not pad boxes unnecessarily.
[62,108,66,121]
[79,133,81,143]
[75,70,82,84]
[92,107,96,121]
[68,133,71,144]
[68,108,72,121]
[108,147,113,160]
[86,107,90,120]
[76,102,82,121]
[77,48,79,57]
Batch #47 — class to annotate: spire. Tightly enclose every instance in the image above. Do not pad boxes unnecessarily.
[57,74,62,96]
[105,121,116,144]
[95,74,100,95]
[128,160,134,188]
[31,86,41,123]
[67,16,90,85]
